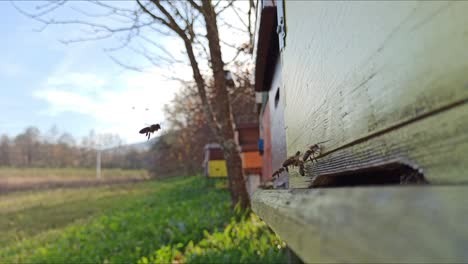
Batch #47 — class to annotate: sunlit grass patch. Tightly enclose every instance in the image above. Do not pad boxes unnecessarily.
[140,213,287,264]
[0,176,286,264]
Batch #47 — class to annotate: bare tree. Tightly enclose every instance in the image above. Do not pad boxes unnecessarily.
[13,0,256,208]
[153,62,257,180]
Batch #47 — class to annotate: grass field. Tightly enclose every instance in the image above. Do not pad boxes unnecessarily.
[0,167,149,180]
[0,168,149,193]
[0,176,286,263]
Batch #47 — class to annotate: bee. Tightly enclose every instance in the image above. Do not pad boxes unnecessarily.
[282,151,301,172]
[139,123,161,140]
[259,180,274,189]
[272,167,285,179]
[303,140,330,163]
[296,160,305,176]
[400,172,429,185]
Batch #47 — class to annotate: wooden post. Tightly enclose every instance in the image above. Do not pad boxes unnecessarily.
[96,149,101,180]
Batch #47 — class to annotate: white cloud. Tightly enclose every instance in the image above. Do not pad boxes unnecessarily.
[34,66,192,143]
[46,73,107,93]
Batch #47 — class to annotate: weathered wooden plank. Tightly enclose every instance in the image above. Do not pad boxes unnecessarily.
[252,187,468,263]
[280,2,468,172]
[288,102,468,188]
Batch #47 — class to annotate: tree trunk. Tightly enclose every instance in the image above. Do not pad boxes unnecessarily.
[201,0,250,209]
[139,0,251,208]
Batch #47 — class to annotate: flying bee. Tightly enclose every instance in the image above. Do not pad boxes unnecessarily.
[282,151,301,172]
[139,123,161,140]
[303,140,330,163]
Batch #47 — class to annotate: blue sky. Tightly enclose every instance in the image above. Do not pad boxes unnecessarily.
[0,1,189,144]
[0,1,248,145]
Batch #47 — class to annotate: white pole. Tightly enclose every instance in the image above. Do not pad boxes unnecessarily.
[96,149,101,180]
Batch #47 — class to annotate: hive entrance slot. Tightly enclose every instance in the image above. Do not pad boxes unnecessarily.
[310,162,428,188]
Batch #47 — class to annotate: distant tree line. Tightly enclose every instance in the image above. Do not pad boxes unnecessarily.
[0,126,148,169]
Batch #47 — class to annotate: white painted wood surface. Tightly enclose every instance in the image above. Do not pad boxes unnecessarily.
[288,103,468,188]
[280,1,468,171]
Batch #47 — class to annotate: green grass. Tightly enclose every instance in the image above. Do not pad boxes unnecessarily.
[0,176,286,263]
[140,213,286,264]
[0,183,154,248]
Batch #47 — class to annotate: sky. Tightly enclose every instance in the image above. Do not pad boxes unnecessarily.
[0,1,193,144]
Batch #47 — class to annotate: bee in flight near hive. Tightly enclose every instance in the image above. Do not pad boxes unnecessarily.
[303,140,330,163]
[139,124,161,140]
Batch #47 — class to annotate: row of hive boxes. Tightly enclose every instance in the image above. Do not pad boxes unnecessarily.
[205,149,262,178]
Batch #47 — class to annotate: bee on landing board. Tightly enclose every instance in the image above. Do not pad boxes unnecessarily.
[272,167,286,179]
[296,159,305,176]
[282,151,301,170]
[303,140,330,163]
[139,124,161,140]
[282,151,302,172]
[259,180,274,189]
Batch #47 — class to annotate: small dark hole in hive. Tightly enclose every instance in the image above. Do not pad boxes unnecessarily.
[274,88,280,108]
[310,162,428,188]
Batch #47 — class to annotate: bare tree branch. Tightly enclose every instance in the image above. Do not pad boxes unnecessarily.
[166,1,189,27]
[219,20,249,34]
[102,32,134,52]
[148,24,174,36]
[90,0,136,14]
[59,32,113,45]
[186,0,203,14]
[220,39,238,50]
[12,0,67,19]
[128,43,178,67]
[215,0,235,15]
[194,38,211,64]
[69,5,115,18]
[138,35,185,64]
[149,0,186,35]
[225,47,244,65]
[230,4,249,30]
[136,0,173,29]
[107,55,145,72]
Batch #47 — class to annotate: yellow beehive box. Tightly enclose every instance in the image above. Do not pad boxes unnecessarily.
[208,160,227,178]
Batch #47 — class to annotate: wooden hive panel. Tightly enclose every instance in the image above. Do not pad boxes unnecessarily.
[279,1,468,187]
